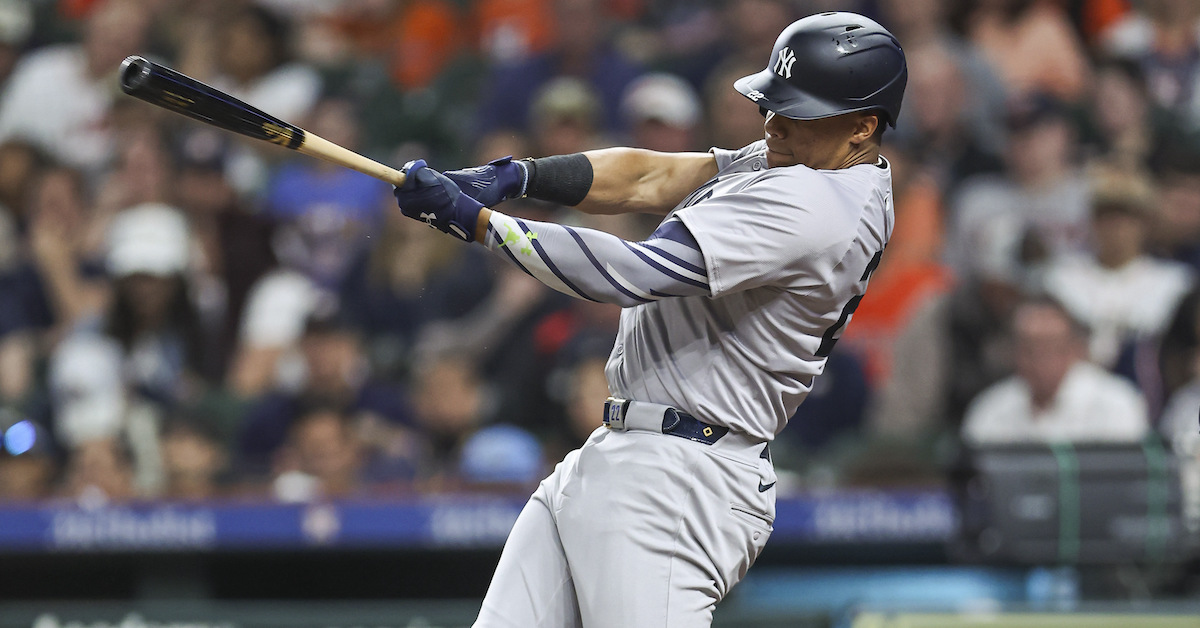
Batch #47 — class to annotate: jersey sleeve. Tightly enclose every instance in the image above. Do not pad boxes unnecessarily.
[711,140,766,171]
[674,170,847,296]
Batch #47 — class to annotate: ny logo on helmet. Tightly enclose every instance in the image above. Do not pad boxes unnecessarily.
[775,46,796,79]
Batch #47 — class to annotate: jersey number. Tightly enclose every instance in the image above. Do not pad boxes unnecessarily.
[815,250,882,358]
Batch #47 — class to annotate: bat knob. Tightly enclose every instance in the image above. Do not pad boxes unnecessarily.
[119,55,152,94]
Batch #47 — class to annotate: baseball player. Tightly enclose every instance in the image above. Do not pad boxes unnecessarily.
[392,12,906,627]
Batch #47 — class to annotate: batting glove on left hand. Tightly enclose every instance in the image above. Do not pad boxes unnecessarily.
[394,159,485,243]
[442,156,528,208]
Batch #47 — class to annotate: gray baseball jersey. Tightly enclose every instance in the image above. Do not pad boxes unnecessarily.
[608,140,894,440]
[472,140,894,628]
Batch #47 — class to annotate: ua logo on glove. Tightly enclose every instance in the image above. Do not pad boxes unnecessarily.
[419,212,437,228]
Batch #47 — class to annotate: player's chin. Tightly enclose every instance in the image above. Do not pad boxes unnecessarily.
[765,149,794,169]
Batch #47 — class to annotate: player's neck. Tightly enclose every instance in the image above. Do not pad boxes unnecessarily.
[836,145,880,170]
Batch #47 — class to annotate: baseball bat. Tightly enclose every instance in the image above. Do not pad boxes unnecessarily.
[118,55,406,187]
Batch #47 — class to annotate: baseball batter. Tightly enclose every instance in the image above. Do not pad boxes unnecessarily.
[392,12,907,627]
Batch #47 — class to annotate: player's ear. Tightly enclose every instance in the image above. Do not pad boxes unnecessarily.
[849,113,880,145]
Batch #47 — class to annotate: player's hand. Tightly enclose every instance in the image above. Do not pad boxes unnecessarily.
[442,156,527,208]
[394,159,484,243]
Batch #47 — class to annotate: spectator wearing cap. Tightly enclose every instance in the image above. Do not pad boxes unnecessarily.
[961,296,1148,446]
[236,303,417,480]
[47,332,163,497]
[527,76,611,157]
[1043,165,1194,404]
[947,93,1091,274]
[620,72,703,153]
[103,203,214,402]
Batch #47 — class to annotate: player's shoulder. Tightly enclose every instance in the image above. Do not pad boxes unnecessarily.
[712,140,768,173]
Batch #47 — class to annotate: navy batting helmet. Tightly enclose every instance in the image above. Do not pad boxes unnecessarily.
[734,12,907,127]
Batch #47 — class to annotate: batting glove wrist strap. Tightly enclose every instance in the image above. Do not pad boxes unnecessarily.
[394,159,483,243]
[522,153,593,207]
[443,156,528,207]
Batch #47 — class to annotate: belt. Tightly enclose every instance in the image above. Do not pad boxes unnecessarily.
[603,397,729,445]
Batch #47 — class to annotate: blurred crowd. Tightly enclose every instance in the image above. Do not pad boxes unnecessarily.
[2,0,1200,505]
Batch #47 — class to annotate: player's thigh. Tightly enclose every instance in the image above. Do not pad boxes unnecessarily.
[558,432,772,627]
[474,474,583,628]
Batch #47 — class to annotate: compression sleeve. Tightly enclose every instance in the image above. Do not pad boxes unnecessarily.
[481,212,711,307]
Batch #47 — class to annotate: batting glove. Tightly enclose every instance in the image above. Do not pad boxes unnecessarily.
[394,159,484,243]
[442,156,527,208]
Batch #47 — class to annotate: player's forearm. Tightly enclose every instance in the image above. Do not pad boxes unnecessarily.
[477,209,710,307]
[574,148,718,215]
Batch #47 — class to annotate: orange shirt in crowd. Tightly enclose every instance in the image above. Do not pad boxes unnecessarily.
[842,172,954,384]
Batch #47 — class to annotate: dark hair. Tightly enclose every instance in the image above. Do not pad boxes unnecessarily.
[1013,293,1090,340]
[105,274,210,382]
[230,4,292,70]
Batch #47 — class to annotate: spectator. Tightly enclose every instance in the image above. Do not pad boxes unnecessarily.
[1083,57,1173,172]
[620,72,704,153]
[159,415,228,501]
[47,333,163,496]
[211,4,321,125]
[0,139,47,226]
[888,41,1005,193]
[409,351,543,491]
[702,58,767,150]
[0,0,151,173]
[962,0,1093,103]
[0,208,51,411]
[237,304,415,478]
[838,149,955,385]
[1148,143,1200,272]
[0,420,58,501]
[870,211,1031,439]
[103,203,213,402]
[414,260,575,434]
[881,0,1009,164]
[947,93,1091,272]
[475,0,643,135]
[320,0,464,93]
[1098,0,1200,130]
[961,296,1149,445]
[272,405,365,502]
[173,129,277,380]
[338,206,495,379]
[265,96,389,292]
[26,164,109,336]
[1043,166,1194,371]
[527,76,611,157]
[60,436,138,504]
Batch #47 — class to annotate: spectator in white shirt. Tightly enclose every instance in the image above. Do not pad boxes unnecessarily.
[962,297,1149,446]
[1044,165,1194,368]
[0,0,150,173]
